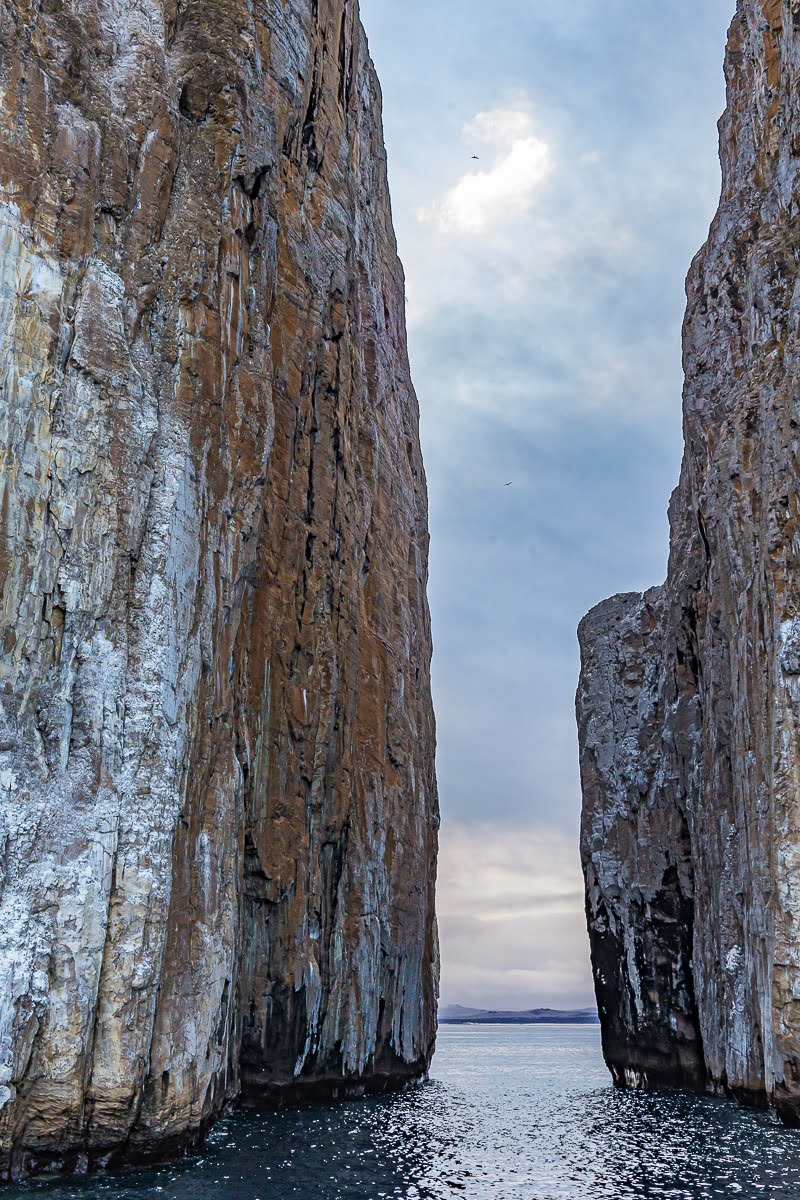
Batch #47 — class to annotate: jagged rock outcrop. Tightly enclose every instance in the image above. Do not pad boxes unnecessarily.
[0,0,438,1178]
[578,589,705,1092]
[578,0,800,1123]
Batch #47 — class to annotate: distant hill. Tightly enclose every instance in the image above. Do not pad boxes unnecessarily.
[438,1004,599,1025]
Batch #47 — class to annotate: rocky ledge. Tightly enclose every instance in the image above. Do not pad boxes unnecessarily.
[0,0,438,1179]
[578,0,800,1123]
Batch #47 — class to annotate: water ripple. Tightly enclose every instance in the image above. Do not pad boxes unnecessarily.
[11,1026,800,1199]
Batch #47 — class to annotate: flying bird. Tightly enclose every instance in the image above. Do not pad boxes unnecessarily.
[471,155,479,160]
[505,482,512,487]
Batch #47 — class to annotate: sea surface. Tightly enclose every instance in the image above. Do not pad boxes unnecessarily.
[10,1024,800,1200]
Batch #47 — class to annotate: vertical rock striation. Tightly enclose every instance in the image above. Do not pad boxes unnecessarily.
[578,588,705,1092]
[579,0,800,1122]
[0,0,438,1177]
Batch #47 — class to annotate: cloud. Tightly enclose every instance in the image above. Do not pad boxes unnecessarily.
[437,822,595,1009]
[362,0,734,1010]
[419,107,552,235]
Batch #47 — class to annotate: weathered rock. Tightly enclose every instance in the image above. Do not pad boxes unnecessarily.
[578,588,704,1091]
[0,0,438,1178]
[578,0,800,1122]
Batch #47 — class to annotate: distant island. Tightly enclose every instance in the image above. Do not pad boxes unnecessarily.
[439,1004,600,1025]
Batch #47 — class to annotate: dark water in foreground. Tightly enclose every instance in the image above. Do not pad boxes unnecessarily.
[10,1024,800,1199]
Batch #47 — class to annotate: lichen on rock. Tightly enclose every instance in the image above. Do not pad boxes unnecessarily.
[578,0,800,1122]
[0,0,438,1178]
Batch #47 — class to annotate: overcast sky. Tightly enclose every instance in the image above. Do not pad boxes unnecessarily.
[360,0,735,1010]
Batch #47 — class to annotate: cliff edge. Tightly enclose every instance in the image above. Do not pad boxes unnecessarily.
[0,0,438,1178]
[579,0,800,1122]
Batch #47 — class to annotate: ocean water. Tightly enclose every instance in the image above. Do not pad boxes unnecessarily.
[10,1024,800,1200]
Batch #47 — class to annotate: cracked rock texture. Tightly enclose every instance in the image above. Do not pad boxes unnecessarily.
[0,0,438,1177]
[578,0,800,1122]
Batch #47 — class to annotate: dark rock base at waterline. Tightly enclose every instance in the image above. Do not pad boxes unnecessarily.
[0,1066,430,1185]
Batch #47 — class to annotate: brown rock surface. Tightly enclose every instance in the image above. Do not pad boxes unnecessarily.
[578,0,800,1121]
[0,0,438,1177]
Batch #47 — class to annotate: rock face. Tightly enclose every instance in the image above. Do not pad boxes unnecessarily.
[578,589,705,1092]
[578,0,800,1122]
[0,0,438,1178]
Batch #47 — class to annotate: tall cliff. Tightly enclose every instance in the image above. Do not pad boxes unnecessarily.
[0,0,438,1178]
[578,0,800,1122]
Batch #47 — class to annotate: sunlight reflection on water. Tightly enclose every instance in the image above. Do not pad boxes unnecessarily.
[11,1025,800,1200]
